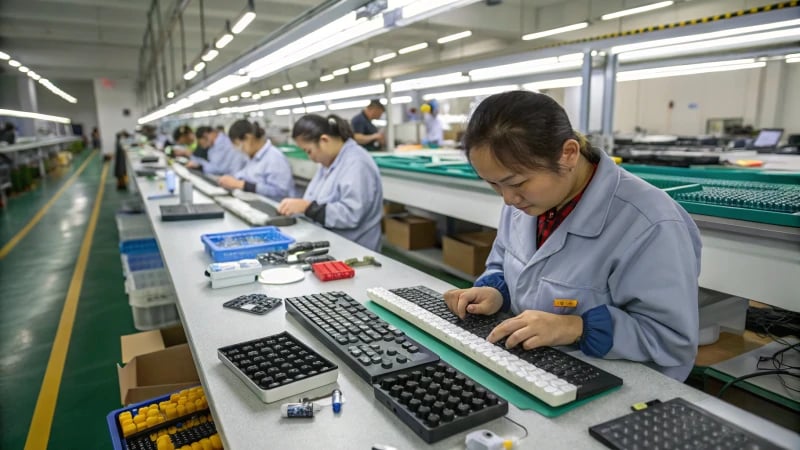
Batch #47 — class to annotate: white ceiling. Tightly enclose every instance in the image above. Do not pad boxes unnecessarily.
[0,0,783,100]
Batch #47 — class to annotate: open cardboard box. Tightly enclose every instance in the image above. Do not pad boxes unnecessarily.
[443,230,497,276]
[384,214,437,250]
[118,325,200,405]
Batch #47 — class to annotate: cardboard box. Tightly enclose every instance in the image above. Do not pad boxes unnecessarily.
[442,231,497,276]
[384,214,437,250]
[118,325,200,405]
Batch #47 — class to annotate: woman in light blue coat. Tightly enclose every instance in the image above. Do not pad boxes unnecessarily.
[277,114,383,251]
[444,91,702,381]
[217,120,296,201]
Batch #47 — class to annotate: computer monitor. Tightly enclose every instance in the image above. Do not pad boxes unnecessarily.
[752,128,783,148]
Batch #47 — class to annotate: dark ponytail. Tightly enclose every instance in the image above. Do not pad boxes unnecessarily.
[292,114,353,143]
[463,90,599,173]
[228,120,265,141]
[172,125,193,142]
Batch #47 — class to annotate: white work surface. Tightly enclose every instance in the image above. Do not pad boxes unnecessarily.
[130,156,797,449]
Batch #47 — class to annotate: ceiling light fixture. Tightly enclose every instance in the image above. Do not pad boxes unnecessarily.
[522,22,588,41]
[437,30,472,44]
[398,42,429,54]
[601,1,674,21]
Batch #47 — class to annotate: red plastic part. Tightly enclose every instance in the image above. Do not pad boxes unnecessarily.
[311,261,355,281]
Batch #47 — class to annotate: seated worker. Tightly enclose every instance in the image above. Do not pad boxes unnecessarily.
[171,125,196,157]
[217,120,296,201]
[443,91,701,381]
[187,126,247,175]
[278,114,383,251]
[351,99,385,151]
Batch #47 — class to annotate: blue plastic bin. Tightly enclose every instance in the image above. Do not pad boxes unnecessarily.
[124,252,165,272]
[119,238,159,255]
[106,386,216,450]
[201,226,295,262]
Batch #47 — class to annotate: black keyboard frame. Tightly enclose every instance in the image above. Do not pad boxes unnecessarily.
[285,292,439,382]
[589,397,784,450]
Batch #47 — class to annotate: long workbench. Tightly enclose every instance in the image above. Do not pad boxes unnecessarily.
[128,150,797,449]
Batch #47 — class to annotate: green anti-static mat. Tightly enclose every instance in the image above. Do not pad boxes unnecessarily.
[365,301,621,418]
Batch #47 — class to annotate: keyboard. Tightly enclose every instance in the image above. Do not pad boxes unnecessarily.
[160,203,224,221]
[285,292,439,382]
[286,291,510,443]
[172,164,228,196]
[374,361,508,443]
[589,398,783,450]
[214,196,296,226]
[367,286,622,407]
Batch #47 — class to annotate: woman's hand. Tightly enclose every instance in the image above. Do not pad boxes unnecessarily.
[487,310,583,350]
[217,175,244,190]
[443,287,503,319]
[277,198,311,216]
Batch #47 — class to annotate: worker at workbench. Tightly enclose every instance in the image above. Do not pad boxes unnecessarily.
[217,120,296,201]
[278,114,383,251]
[444,91,702,381]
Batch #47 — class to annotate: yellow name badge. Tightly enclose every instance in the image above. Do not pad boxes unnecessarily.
[553,299,578,308]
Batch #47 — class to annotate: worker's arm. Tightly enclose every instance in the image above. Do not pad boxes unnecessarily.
[353,132,383,145]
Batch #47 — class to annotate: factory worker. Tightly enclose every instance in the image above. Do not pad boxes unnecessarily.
[421,100,444,148]
[170,125,196,157]
[217,120,296,201]
[187,126,247,175]
[278,114,383,251]
[444,91,702,381]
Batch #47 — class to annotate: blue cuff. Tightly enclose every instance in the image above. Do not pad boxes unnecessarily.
[579,305,613,357]
[474,272,511,313]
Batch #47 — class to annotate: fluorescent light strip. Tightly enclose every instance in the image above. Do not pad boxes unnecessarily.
[332,68,350,76]
[167,91,175,99]
[523,77,583,91]
[275,109,290,116]
[302,84,385,104]
[601,1,673,21]
[437,30,472,44]
[259,90,271,96]
[469,56,583,81]
[422,84,518,100]
[618,59,765,82]
[786,53,800,59]
[613,18,800,54]
[295,81,309,88]
[0,108,71,124]
[282,84,294,91]
[619,27,800,61]
[373,52,397,63]
[0,51,8,60]
[271,88,282,94]
[219,98,229,104]
[328,99,371,110]
[205,75,250,96]
[194,61,206,72]
[229,95,240,101]
[184,70,198,80]
[232,11,256,34]
[320,74,335,82]
[398,42,429,54]
[202,49,219,62]
[28,72,41,81]
[241,91,252,98]
[18,66,29,73]
[522,22,588,41]
[392,72,469,92]
[8,60,21,67]
[400,0,478,25]
[252,94,261,100]
[787,57,800,64]
[38,79,78,103]
[351,61,371,71]
[390,95,413,104]
[215,33,234,49]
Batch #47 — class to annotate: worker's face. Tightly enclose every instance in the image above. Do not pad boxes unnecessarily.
[295,135,337,166]
[232,134,258,157]
[177,133,195,146]
[366,106,384,120]
[197,131,215,150]
[469,140,580,216]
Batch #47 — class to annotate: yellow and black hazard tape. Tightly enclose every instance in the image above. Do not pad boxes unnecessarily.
[532,0,799,50]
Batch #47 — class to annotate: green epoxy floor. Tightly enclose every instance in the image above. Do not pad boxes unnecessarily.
[0,152,138,449]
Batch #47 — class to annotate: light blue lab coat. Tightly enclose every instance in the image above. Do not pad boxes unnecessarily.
[479,151,702,381]
[302,138,383,251]
[197,133,248,176]
[233,140,296,201]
